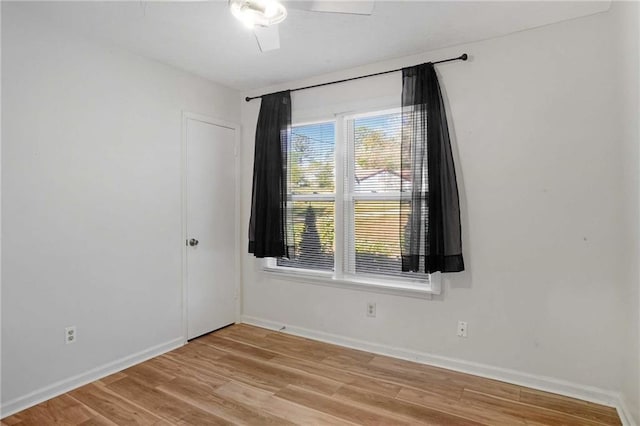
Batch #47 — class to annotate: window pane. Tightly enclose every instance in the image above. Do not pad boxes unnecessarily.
[354,200,423,278]
[353,113,406,193]
[278,201,334,271]
[290,122,335,194]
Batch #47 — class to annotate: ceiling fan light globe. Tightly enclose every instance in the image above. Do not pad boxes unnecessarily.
[264,1,278,18]
[241,16,256,29]
[229,0,286,28]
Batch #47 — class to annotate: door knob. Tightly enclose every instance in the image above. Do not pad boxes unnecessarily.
[188,238,199,247]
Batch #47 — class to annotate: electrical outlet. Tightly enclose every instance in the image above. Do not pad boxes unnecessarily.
[457,321,468,338]
[65,326,77,344]
[366,302,376,318]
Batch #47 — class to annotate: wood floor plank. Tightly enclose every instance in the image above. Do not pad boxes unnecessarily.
[256,335,330,362]
[461,389,613,426]
[212,323,275,342]
[277,355,404,399]
[214,381,355,426]
[173,411,233,426]
[267,354,404,399]
[170,340,227,361]
[76,416,118,426]
[268,353,356,382]
[157,376,293,425]
[212,353,343,395]
[174,353,288,393]
[69,383,164,425]
[196,334,278,361]
[96,372,127,386]
[368,355,521,401]
[3,324,623,426]
[275,384,411,425]
[146,355,229,389]
[265,332,375,364]
[163,344,230,377]
[4,394,94,425]
[518,388,621,425]
[323,354,465,400]
[345,376,405,399]
[397,386,528,426]
[221,326,374,365]
[120,363,176,388]
[106,377,229,425]
[378,357,508,401]
[334,384,483,426]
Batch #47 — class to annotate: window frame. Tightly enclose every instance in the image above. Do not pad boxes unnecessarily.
[264,110,440,298]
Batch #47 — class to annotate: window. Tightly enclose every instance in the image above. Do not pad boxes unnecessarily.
[268,109,437,294]
[277,122,335,272]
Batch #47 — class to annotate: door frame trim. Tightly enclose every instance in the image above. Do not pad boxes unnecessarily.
[181,111,242,343]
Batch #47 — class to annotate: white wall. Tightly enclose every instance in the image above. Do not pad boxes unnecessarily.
[240,2,639,421]
[1,4,239,413]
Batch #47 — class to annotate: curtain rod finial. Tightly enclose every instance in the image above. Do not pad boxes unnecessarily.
[245,96,252,102]
[461,53,468,61]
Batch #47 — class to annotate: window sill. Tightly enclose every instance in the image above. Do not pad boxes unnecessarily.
[263,266,439,299]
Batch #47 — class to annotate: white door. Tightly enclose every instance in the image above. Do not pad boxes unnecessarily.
[185,117,237,340]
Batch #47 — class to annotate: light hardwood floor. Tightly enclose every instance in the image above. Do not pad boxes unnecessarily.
[3,324,621,425]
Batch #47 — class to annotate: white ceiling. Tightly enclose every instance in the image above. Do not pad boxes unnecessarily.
[10,1,611,90]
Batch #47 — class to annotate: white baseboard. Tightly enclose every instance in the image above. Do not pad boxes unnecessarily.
[241,315,636,426]
[618,396,639,426]
[1,337,185,419]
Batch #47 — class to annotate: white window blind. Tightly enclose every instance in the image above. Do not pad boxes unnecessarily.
[277,122,335,272]
[344,112,424,281]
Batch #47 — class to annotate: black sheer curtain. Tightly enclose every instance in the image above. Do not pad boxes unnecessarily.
[400,63,464,273]
[248,91,292,258]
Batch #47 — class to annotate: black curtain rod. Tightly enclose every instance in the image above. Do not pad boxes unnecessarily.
[245,53,467,102]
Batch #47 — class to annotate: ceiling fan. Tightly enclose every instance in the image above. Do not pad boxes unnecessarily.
[229,0,375,52]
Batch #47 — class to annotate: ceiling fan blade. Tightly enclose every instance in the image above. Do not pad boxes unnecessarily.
[254,25,280,52]
[309,0,374,15]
